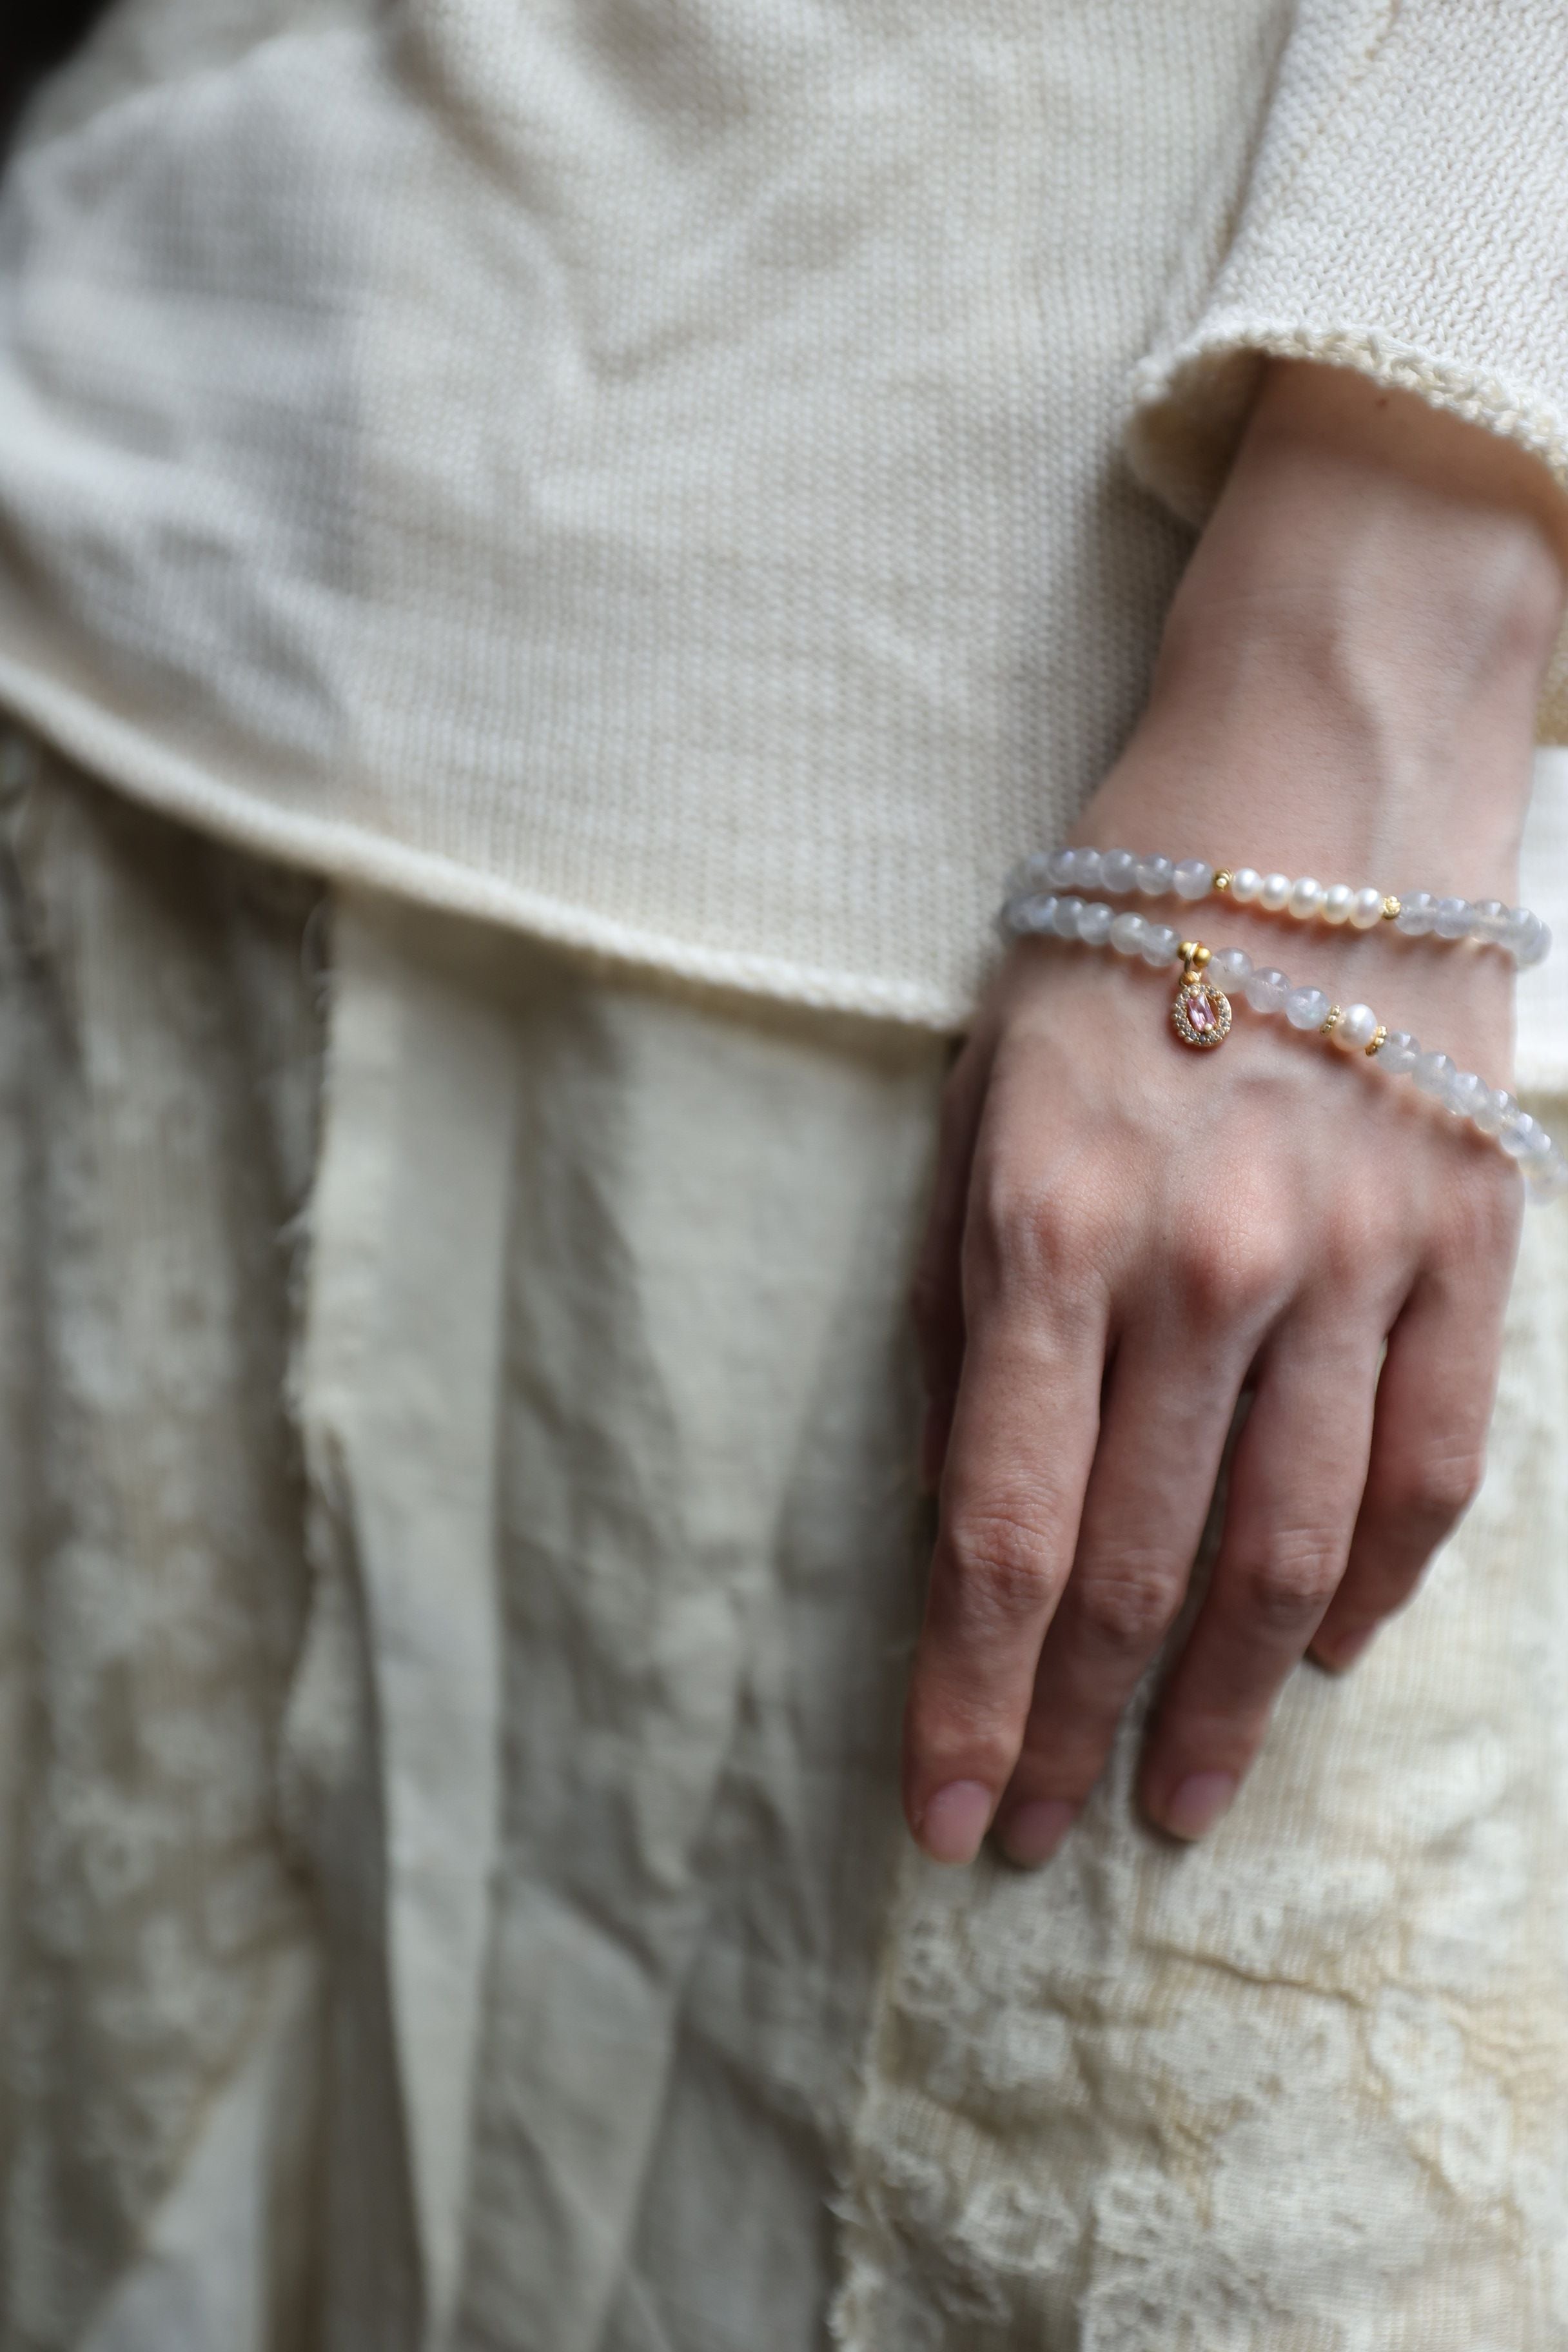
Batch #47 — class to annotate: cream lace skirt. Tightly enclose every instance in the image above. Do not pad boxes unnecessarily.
[2,738,1566,2351]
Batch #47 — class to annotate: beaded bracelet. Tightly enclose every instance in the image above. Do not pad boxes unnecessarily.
[1010,847,1551,967]
[999,888,1567,1205]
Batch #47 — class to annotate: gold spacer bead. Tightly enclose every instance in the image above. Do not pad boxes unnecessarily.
[1177,940,1211,971]
[1366,1024,1387,1057]
[1382,895,1402,921]
[1213,868,1233,893]
[1320,1004,1344,1036]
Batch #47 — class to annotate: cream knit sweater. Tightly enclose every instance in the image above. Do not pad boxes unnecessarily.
[0,0,1565,1029]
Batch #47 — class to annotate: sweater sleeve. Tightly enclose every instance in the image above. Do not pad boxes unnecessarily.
[1124,0,1568,740]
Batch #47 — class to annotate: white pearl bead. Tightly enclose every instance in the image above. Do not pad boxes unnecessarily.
[1284,985,1330,1030]
[1433,895,1471,939]
[1135,854,1175,895]
[1288,877,1325,919]
[1171,858,1213,901]
[1108,912,1146,955]
[1244,966,1289,1013]
[1322,884,1355,925]
[1210,945,1251,983]
[1396,892,1436,936]
[1333,1002,1378,1051]
[1349,886,1385,929]
[1259,872,1292,912]
[1229,866,1262,904]
[1100,848,1138,894]
[1412,1050,1457,1099]
[1077,899,1114,945]
[1374,1030,1419,1075]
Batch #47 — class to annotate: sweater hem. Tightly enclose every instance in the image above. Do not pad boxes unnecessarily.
[0,663,977,1035]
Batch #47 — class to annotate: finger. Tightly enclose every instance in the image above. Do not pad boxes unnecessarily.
[903,1185,1108,1864]
[1310,1242,1509,1672]
[992,1318,1246,1867]
[1138,1312,1382,1840]
[910,1037,994,1490]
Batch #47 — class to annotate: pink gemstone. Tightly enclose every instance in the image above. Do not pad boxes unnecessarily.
[1186,990,1215,1033]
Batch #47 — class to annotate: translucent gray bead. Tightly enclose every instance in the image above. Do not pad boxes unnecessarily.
[1412,1051,1458,1099]
[1100,848,1138,894]
[1172,859,1213,901]
[1526,1149,1568,1201]
[1077,899,1114,945]
[1052,896,1084,937]
[1244,966,1289,1014]
[1210,945,1252,983]
[1284,985,1331,1030]
[1471,1086,1513,1135]
[1135,854,1175,896]
[1042,847,1077,888]
[1433,896,1471,940]
[1395,891,1436,936]
[1140,923,1180,966]
[1013,894,1057,934]
[1519,916,1552,969]
[1501,1112,1549,1160]
[1374,1030,1419,1075]
[1447,1071,1490,1120]
[1469,899,1513,943]
[1109,912,1147,955]
[1070,848,1104,890]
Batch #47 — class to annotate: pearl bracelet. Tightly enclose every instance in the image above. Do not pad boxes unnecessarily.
[999,888,1567,1205]
[1009,847,1550,967]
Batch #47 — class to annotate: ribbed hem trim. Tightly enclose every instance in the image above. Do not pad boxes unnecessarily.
[0,660,976,1034]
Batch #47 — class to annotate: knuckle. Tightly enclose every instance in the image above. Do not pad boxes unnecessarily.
[1237,1527,1343,1629]
[1072,1551,1184,1653]
[965,1161,1111,1307]
[1394,1442,1487,1538]
[944,1504,1057,1626]
[1174,1213,1289,1326]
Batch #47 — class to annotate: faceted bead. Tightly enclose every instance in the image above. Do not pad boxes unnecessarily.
[1109,912,1147,955]
[1349,886,1386,929]
[1141,923,1180,966]
[1100,848,1138,893]
[1396,892,1436,936]
[1322,884,1355,925]
[1210,945,1252,983]
[1077,899,1114,945]
[1284,985,1330,1030]
[1433,896,1471,939]
[1244,966,1289,1014]
[1172,858,1213,901]
[1334,1002,1378,1051]
[1412,1051,1458,1099]
[1259,872,1292,912]
[1288,876,1325,918]
[1374,1030,1419,1075]
[1135,854,1175,896]
[1051,896,1084,937]
[1230,866,1262,903]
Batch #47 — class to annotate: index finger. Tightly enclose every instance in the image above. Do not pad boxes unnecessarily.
[903,1197,1107,1864]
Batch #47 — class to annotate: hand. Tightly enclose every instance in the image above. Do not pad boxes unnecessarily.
[903,362,1568,1867]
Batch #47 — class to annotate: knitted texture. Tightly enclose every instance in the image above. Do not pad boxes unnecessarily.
[0,0,1563,1028]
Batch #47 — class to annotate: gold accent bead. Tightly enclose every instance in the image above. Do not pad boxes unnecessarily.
[1320,1004,1344,1036]
[1382,895,1402,921]
[1366,1024,1387,1057]
[1177,941,1211,972]
[1213,868,1233,893]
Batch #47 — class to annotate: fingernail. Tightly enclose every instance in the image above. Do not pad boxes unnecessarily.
[1163,1771,1237,1841]
[996,1798,1077,1868]
[1316,1625,1375,1674]
[916,1780,993,1865]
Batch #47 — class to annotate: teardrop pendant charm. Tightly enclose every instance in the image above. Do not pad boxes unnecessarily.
[1171,943,1231,1050]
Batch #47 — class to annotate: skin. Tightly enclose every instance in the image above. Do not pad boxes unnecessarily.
[905,358,1568,1867]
